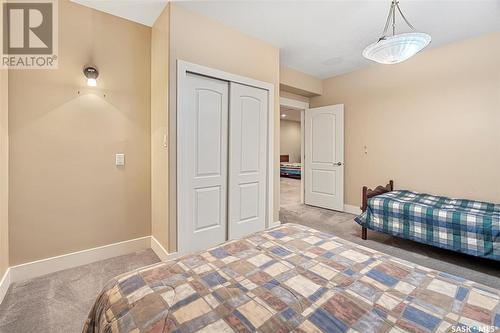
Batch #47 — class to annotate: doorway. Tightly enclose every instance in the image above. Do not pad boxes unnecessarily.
[279,97,307,210]
[279,97,345,214]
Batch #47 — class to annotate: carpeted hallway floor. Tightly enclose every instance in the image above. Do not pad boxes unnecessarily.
[0,178,497,333]
[280,177,500,289]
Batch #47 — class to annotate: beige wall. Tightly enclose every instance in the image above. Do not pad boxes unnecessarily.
[311,33,500,206]
[168,4,280,251]
[9,1,152,265]
[280,65,322,97]
[151,5,170,250]
[0,1,8,277]
[280,120,301,163]
[280,90,310,104]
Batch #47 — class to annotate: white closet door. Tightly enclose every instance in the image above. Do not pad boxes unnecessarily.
[228,82,268,240]
[178,73,229,253]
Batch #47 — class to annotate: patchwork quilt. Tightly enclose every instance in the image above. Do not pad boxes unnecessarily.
[83,224,500,333]
[355,190,500,261]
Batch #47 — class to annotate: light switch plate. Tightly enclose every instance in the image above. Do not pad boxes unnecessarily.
[115,153,125,166]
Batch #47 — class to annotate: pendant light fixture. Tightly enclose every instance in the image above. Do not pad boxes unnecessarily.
[363,0,431,64]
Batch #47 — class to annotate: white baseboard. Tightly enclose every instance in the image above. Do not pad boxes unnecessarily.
[3,225,291,304]
[0,268,11,304]
[343,204,362,215]
[269,220,281,228]
[9,236,151,283]
[150,236,171,261]
[150,237,179,262]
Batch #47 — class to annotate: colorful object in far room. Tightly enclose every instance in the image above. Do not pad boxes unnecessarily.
[280,162,301,179]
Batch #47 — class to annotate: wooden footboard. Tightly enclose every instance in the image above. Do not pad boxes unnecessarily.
[360,180,394,240]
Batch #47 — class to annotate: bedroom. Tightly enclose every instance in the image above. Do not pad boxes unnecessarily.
[0,0,499,332]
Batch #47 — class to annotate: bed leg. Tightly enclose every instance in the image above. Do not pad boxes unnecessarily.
[361,227,367,240]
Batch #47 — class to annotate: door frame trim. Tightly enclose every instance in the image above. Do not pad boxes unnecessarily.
[177,60,275,254]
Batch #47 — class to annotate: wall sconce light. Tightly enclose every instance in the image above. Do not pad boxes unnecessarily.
[83,66,99,87]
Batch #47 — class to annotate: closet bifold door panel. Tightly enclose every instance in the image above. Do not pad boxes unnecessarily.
[178,73,229,253]
[228,82,268,240]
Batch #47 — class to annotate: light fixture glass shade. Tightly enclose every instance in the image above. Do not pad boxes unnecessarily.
[362,32,431,64]
[83,66,99,87]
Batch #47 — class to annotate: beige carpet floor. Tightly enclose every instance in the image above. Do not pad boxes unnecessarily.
[0,249,160,333]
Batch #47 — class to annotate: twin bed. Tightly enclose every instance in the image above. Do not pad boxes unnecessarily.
[356,180,499,261]
[83,182,499,333]
[280,155,301,179]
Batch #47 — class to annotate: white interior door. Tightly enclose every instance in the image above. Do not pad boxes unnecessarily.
[228,82,268,240]
[304,105,344,211]
[178,73,229,253]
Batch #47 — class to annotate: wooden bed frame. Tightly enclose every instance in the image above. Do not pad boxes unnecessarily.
[360,180,394,240]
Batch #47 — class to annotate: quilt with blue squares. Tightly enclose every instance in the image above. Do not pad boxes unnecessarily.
[83,224,500,333]
[355,190,500,261]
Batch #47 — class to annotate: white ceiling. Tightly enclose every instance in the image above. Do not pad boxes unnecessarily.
[179,1,500,78]
[74,0,500,79]
[71,0,167,27]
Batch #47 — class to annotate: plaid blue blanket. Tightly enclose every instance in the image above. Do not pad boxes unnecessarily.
[355,190,500,261]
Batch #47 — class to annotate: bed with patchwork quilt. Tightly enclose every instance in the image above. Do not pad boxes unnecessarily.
[355,181,500,261]
[83,224,500,333]
[280,162,302,179]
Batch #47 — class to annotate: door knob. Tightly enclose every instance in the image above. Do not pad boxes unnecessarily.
[334,162,342,166]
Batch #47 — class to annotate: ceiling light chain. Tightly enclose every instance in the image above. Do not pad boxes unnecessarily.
[396,2,416,31]
[381,0,417,40]
[392,2,396,36]
[381,1,395,39]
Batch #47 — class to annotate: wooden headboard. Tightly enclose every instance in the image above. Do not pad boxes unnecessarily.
[360,180,394,240]
[280,155,289,163]
[361,180,394,213]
